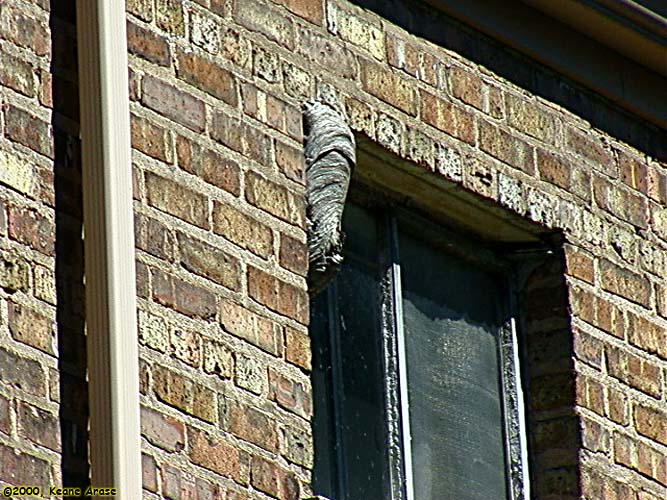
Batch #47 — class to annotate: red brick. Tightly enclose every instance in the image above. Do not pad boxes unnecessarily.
[140,405,186,452]
[537,149,571,190]
[362,62,416,116]
[136,261,150,299]
[4,105,53,158]
[277,0,324,25]
[567,128,616,177]
[478,120,535,174]
[0,443,50,486]
[212,201,273,259]
[153,365,216,422]
[234,0,295,50]
[618,150,648,193]
[637,442,667,486]
[573,329,603,369]
[7,205,55,256]
[8,302,54,355]
[134,213,176,261]
[246,172,305,227]
[176,136,241,195]
[142,454,158,493]
[627,312,667,360]
[634,403,667,446]
[268,368,312,419]
[17,401,60,451]
[248,266,308,324]
[142,76,206,132]
[131,114,172,163]
[564,245,594,284]
[223,399,279,452]
[285,327,311,371]
[127,21,170,66]
[0,49,36,97]
[607,386,629,425]
[0,394,9,435]
[593,177,648,228]
[188,427,248,484]
[279,234,307,276]
[250,455,300,500]
[177,232,241,290]
[210,111,273,167]
[219,299,283,356]
[176,49,238,106]
[275,140,305,184]
[450,66,483,110]
[0,5,49,56]
[420,90,475,145]
[647,167,667,204]
[386,33,419,77]
[145,172,209,229]
[600,259,650,307]
[606,346,661,398]
[506,94,562,144]
[0,254,30,293]
[151,268,217,319]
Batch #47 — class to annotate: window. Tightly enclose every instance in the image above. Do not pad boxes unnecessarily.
[311,199,531,500]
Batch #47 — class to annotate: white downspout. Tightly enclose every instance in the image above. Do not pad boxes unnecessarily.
[76,1,141,497]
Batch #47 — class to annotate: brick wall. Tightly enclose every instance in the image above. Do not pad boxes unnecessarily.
[1,0,665,499]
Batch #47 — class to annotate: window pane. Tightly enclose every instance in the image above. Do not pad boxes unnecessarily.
[399,230,509,500]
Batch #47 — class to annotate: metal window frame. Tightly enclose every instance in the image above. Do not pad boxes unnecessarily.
[317,202,531,500]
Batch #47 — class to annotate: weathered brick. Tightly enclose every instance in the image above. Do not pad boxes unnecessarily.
[386,33,419,77]
[637,441,667,487]
[0,254,30,293]
[4,105,53,158]
[248,266,308,324]
[188,427,248,484]
[244,89,301,141]
[131,114,173,163]
[285,327,311,371]
[506,94,562,143]
[420,90,475,145]
[156,0,185,35]
[221,27,252,70]
[138,309,169,352]
[582,416,610,455]
[211,111,273,166]
[153,365,217,422]
[142,76,206,132]
[0,4,49,56]
[7,205,55,256]
[135,213,176,261]
[283,423,313,467]
[593,177,648,228]
[177,233,241,291]
[252,45,282,83]
[278,0,324,25]
[0,394,10,435]
[652,204,667,242]
[219,299,283,355]
[0,347,45,396]
[634,403,667,446]
[279,234,307,276]
[212,202,273,259]
[607,386,629,425]
[145,172,209,229]
[567,128,616,177]
[362,62,416,115]
[246,172,305,227]
[176,136,241,195]
[268,368,312,419]
[537,149,571,190]
[127,21,171,66]
[8,302,54,355]
[250,455,300,500]
[151,268,217,319]
[17,401,60,451]
[0,49,35,97]
[600,259,650,307]
[478,120,535,174]
[177,49,238,106]
[295,25,357,79]
[450,66,483,110]
[140,405,186,452]
[618,150,648,193]
[627,312,667,360]
[564,245,594,284]
[203,340,234,378]
[127,0,154,21]
[573,329,603,369]
[0,443,50,486]
[235,0,295,49]
[275,140,305,184]
[327,2,384,60]
[190,9,220,54]
[606,346,661,398]
[345,97,375,139]
[142,453,158,493]
[235,353,268,395]
[223,399,278,452]
[171,328,202,367]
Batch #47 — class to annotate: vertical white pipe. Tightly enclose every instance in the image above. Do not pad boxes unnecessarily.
[76,1,141,497]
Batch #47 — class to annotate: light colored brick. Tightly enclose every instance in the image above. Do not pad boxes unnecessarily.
[327,2,384,60]
[138,310,169,352]
[235,353,267,395]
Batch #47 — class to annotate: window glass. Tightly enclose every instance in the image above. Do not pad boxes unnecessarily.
[399,229,509,500]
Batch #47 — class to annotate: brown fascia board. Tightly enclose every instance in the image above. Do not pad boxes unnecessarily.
[426,0,667,128]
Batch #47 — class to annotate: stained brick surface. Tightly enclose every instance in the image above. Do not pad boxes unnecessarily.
[1,0,665,498]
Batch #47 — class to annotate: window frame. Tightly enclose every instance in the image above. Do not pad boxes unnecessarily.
[312,195,532,500]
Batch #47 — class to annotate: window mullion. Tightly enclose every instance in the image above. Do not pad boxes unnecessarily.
[388,214,415,500]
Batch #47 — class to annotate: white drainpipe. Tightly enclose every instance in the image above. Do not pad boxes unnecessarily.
[76,1,142,497]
